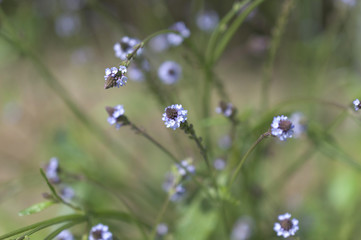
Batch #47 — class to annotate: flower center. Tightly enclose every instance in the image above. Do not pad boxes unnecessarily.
[92,230,103,239]
[279,120,292,132]
[105,106,115,116]
[121,41,131,51]
[168,68,176,76]
[166,108,178,119]
[280,219,293,231]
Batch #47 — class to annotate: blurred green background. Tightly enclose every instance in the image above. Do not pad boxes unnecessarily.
[0,0,361,239]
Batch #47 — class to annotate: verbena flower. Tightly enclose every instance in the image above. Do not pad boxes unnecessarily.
[158,61,182,85]
[113,36,141,60]
[290,112,307,138]
[214,158,226,170]
[149,34,170,52]
[156,223,168,236]
[170,184,186,201]
[339,0,356,6]
[128,64,145,82]
[56,230,74,240]
[162,104,187,130]
[60,186,75,201]
[231,216,253,240]
[216,101,236,118]
[89,224,113,240]
[353,99,360,111]
[273,213,299,238]
[176,159,195,176]
[167,22,190,46]
[218,135,232,150]
[104,66,127,89]
[196,10,219,32]
[45,157,60,184]
[271,115,294,141]
[105,105,128,129]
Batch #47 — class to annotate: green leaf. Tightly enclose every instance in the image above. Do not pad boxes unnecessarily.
[18,200,56,216]
[175,197,218,240]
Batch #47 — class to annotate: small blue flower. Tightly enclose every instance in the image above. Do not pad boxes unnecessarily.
[104,66,127,89]
[213,158,226,171]
[106,105,125,129]
[196,10,219,32]
[60,186,75,201]
[353,99,360,111]
[113,36,141,60]
[56,230,74,240]
[271,115,294,141]
[216,102,234,117]
[273,213,299,238]
[170,184,186,201]
[89,224,113,240]
[158,61,182,85]
[156,223,168,236]
[45,157,60,184]
[176,159,195,176]
[162,104,187,130]
[167,22,190,46]
[149,34,170,52]
[290,112,307,138]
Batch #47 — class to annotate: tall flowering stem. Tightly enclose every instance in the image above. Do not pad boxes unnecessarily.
[180,121,210,169]
[229,131,271,187]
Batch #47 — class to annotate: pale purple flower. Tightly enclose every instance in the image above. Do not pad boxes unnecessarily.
[231,216,253,240]
[353,99,360,111]
[104,66,127,89]
[271,115,294,141]
[158,61,182,84]
[196,10,219,32]
[156,223,168,236]
[89,224,113,240]
[216,102,235,118]
[162,104,187,130]
[106,105,126,129]
[176,159,195,176]
[60,186,75,201]
[218,135,232,150]
[290,112,307,138]
[167,22,190,46]
[149,34,170,52]
[128,64,144,82]
[45,157,60,184]
[170,184,186,201]
[55,14,80,38]
[339,0,356,6]
[56,230,74,240]
[273,213,299,238]
[113,36,141,60]
[214,158,226,170]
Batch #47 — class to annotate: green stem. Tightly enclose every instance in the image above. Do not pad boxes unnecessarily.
[0,214,85,240]
[229,131,270,187]
[44,220,84,240]
[149,197,170,240]
[261,0,295,109]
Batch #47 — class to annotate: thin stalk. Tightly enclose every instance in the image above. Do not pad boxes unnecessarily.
[149,197,170,240]
[229,131,270,187]
[44,220,84,240]
[0,214,85,240]
[261,0,295,109]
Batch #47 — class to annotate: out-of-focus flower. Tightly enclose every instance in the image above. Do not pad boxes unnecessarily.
[289,112,307,138]
[128,64,145,82]
[271,115,294,141]
[196,10,219,32]
[149,34,170,52]
[105,105,128,129]
[113,36,142,61]
[89,224,113,240]
[218,135,232,150]
[170,184,186,201]
[176,159,195,176]
[353,99,360,111]
[56,230,74,240]
[60,186,75,201]
[214,158,226,170]
[273,213,299,238]
[104,66,127,89]
[339,0,356,6]
[162,104,188,130]
[156,223,168,236]
[45,157,60,184]
[246,35,270,56]
[158,61,182,85]
[231,216,253,240]
[55,14,80,38]
[167,22,190,46]
[216,101,236,118]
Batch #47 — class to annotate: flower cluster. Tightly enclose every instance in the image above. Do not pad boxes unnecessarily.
[162,104,188,130]
[105,105,129,129]
[45,157,60,184]
[216,101,236,118]
[104,66,128,89]
[353,99,360,111]
[271,115,294,141]
[175,159,196,177]
[167,21,190,46]
[273,213,299,238]
[89,224,113,240]
[158,61,182,85]
[196,10,219,32]
[113,36,141,61]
